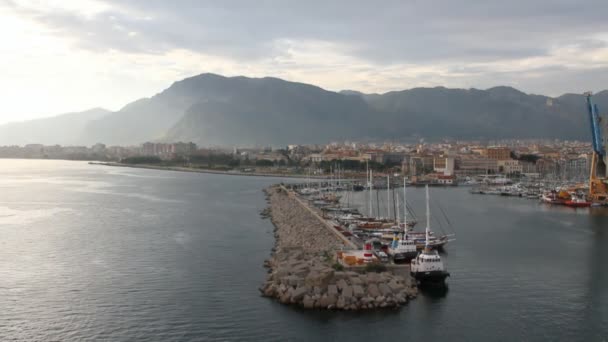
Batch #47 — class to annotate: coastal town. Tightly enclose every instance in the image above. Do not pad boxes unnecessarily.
[0,139,594,182]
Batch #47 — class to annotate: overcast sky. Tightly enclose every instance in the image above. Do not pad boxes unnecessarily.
[1,0,608,124]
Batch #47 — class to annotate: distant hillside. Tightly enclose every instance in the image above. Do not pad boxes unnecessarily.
[0,108,110,146]
[361,86,608,140]
[163,76,376,145]
[1,74,606,146]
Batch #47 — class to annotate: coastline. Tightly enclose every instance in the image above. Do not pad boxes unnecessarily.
[89,162,328,179]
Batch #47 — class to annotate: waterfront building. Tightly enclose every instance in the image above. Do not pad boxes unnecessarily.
[487,147,512,160]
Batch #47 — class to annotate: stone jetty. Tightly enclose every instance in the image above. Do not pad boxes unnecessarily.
[259,185,417,310]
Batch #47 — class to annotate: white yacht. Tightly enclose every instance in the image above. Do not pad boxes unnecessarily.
[410,185,450,285]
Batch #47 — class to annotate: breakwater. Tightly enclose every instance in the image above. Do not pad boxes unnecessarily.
[90,162,330,179]
[259,186,417,310]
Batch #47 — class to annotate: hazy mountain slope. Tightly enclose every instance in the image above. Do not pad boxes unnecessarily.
[0,108,110,145]
[362,86,600,140]
[3,73,606,146]
[164,77,377,145]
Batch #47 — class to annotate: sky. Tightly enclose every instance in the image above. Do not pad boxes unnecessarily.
[1,0,608,124]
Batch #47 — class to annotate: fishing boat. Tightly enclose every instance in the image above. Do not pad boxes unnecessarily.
[564,194,592,208]
[540,190,568,205]
[410,185,450,286]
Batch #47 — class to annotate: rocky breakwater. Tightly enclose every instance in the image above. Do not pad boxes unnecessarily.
[259,186,417,310]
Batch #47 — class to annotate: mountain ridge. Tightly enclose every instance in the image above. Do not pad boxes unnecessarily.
[1,73,606,146]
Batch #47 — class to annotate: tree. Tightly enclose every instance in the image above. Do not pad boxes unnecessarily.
[255,159,274,167]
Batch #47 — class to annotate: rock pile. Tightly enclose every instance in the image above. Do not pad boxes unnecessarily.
[260,186,417,310]
[260,248,417,310]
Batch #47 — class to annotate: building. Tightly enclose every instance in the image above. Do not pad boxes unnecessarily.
[433,156,455,176]
[382,152,407,164]
[487,147,511,160]
[497,160,523,175]
[140,142,197,158]
[457,156,498,176]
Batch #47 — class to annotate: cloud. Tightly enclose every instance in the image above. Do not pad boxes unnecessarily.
[1,0,608,122]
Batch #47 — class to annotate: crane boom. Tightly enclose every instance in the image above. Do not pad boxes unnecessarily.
[585,92,605,157]
[584,92,608,205]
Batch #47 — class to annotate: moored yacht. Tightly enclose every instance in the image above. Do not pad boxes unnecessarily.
[388,179,417,263]
[388,233,417,263]
[410,185,450,286]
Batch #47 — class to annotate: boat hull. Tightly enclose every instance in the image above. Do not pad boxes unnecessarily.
[564,201,592,208]
[391,251,418,263]
[411,270,450,285]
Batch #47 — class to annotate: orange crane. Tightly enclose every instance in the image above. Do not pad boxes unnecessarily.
[584,92,608,205]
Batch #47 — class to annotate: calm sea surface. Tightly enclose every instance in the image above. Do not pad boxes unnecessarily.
[1,159,607,341]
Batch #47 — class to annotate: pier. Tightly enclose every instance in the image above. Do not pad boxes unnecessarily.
[259,185,417,310]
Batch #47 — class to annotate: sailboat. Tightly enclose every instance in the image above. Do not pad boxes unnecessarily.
[388,177,417,263]
[410,185,450,285]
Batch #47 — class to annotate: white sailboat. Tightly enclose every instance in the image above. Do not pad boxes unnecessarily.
[388,177,417,263]
[410,185,450,285]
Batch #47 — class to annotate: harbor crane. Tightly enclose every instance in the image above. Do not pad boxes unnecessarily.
[584,92,608,204]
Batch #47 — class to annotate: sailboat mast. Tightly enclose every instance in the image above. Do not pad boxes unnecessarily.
[425,185,430,248]
[396,184,400,225]
[403,177,407,231]
[369,169,373,217]
[387,175,391,219]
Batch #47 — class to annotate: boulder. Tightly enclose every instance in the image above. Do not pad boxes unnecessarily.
[280,292,291,304]
[350,277,363,285]
[327,284,338,296]
[393,275,406,283]
[263,285,275,297]
[320,294,338,308]
[352,285,365,298]
[305,269,334,287]
[282,275,303,287]
[367,283,380,298]
[291,286,308,302]
[337,279,348,291]
[342,285,353,299]
[378,283,392,296]
[333,271,348,280]
[388,280,404,293]
[337,296,346,309]
[302,295,315,309]
[365,272,380,284]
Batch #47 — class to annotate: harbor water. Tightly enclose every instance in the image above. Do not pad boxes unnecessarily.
[1,159,607,341]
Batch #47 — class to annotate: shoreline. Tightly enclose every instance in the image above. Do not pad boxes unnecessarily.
[89,162,328,179]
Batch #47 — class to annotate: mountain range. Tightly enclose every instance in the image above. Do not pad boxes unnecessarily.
[1,73,606,146]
